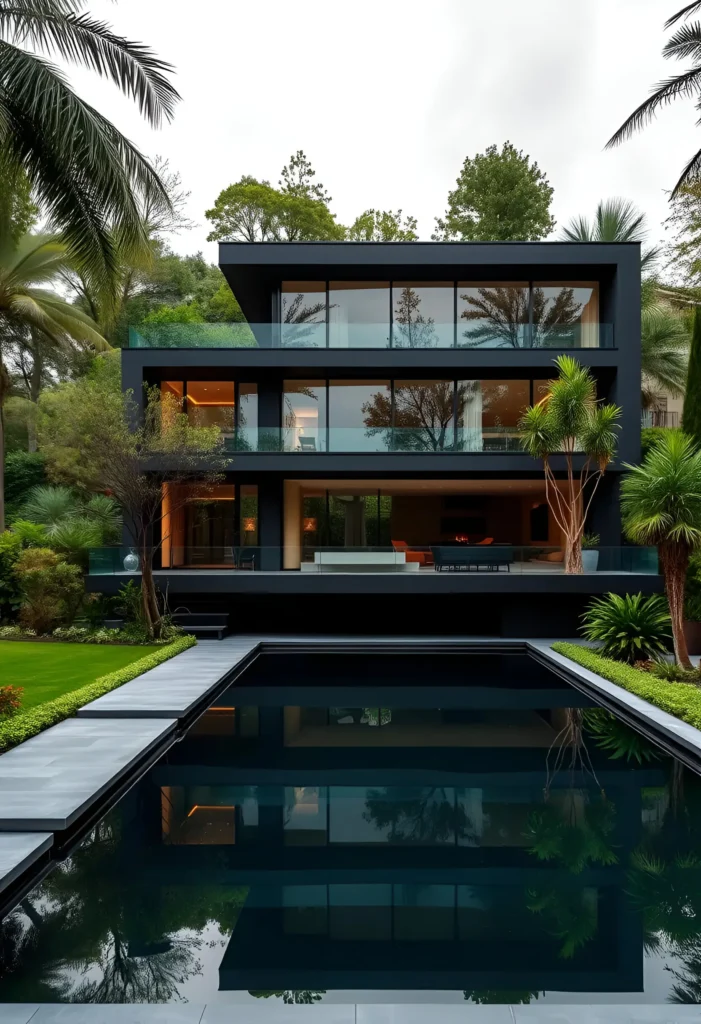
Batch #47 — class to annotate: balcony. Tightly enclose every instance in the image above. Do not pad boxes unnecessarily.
[129,321,615,351]
[641,410,679,428]
[228,427,526,453]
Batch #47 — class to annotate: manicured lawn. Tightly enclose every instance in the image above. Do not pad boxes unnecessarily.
[0,641,160,710]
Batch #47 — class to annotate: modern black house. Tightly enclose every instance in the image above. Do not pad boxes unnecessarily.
[94,241,662,635]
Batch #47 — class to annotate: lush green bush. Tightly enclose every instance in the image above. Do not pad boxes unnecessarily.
[0,635,197,752]
[641,426,669,456]
[0,523,48,618]
[551,642,701,730]
[14,547,83,632]
[4,450,46,521]
[580,592,672,663]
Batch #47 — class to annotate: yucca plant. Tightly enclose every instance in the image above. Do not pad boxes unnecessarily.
[621,431,701,668]
[520,355,620,573]
[581,592,672,664]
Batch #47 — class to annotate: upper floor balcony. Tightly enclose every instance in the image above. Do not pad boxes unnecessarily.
[129,282,614,350]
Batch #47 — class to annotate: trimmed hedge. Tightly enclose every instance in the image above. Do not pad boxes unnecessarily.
[551,641,701,730]
[0,634,197,752]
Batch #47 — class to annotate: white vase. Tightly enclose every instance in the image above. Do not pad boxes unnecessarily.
[582,549,599,572]
[123,549,140,573]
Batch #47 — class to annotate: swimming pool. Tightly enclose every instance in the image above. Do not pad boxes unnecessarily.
[1,650,700,1007]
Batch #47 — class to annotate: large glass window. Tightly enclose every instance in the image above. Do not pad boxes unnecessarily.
[237,383,258,450]
[393,380,455,451]
[532,282,599,348]
[161,482,258,568]
[458,283,530,348]
[456,380,529,452]
[185,382,235,439]
[329,282,390,348]
[283,381,326,452]
[329,380,391,451]
[392,283,453,348]
[281,281,326,348]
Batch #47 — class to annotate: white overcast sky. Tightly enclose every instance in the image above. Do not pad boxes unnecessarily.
[70,0,699,262]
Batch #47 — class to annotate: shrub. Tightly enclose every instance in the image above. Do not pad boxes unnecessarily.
[641,426,668,457]
[4,450,46,522]
[0,635,197,752]
[649,660,699,684]
[0,686,23,717]
[686,552,701,622]
[14,548,83,633]
[582,533,600,549]
[580,592,672,664]
[551,643,701,731]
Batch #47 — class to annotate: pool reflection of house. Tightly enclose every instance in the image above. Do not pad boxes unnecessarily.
[134,655,665,996]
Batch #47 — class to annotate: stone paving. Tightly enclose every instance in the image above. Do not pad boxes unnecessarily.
[0,833,52,895]
[0,718,176,831]
[3,1004,701,1023]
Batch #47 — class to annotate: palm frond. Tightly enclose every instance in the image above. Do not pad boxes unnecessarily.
[621,431,701,547]
[606,67,701,147]
[672,144,701,196]
[666,3,701,29]
[4,8,180,127]
[663,21,701,61]
[641,303,690,396]
[561,215,594,243]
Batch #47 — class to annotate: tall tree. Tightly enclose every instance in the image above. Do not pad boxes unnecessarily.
[0,0,180,292]
[561,198,661,271]
[664,181,701,285]
[0,231,108,531]
[433,142,556,241]
[641,302,689,409]
[607,3,701,195]
[683,308,701,445]
[279,150,331,203]
[520,356,620,574]
[348,209,418,241]
[621,430,701,668]
[206,176,344,243]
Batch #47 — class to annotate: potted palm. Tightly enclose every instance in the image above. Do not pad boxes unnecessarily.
[621,431,701,669]
[581,533,600,572]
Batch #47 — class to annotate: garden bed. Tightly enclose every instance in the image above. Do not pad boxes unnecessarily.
[552,641,701,731]
[0,635,196,752]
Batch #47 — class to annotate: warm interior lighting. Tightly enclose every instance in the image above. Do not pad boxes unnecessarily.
[303,517,318,532]
[243,517,257,532]
[187,804,235,818]
[454,534,469,542]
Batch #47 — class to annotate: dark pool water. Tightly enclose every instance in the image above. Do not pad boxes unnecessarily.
[1,651,701,1006]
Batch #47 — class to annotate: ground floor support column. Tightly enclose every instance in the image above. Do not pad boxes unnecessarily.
[259,477,283,570]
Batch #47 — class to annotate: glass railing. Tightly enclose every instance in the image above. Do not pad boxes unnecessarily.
[224,427,526,453]
[89,545,659,575]
[128,322,615,350]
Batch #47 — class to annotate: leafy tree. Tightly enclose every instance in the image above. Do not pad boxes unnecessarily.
[0,231,109,531]
[683,308,701,445]
[621,430,701,668]
[206,175,344,243]
[38,361,226,637]
[460,285,584,349]
[0,0,179,292]
[561,198,661,271]
[0,163,37,242]
[663,181,701,285]
[520,356,621,573]
[348,209,418,241]
[641,302,689,409]
[279,149,331,202]
[4,450,45,522]
[607,3,701,196]
[433,142,555,241]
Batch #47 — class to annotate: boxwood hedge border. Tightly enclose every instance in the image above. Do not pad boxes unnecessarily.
[0,635,197,752]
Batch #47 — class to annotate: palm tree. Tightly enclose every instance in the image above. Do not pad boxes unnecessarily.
[641,302,690,408]
[621,430,701,668]
[0,0,180,291]
[520,355,620,574]
[0,231,109,530]
[560,198,660,271]
[606,4,701,196]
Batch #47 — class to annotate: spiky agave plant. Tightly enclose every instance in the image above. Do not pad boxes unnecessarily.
[580,592,672,664]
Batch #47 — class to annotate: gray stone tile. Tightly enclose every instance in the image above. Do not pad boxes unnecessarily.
[359,1007,512,1024]
[0,832,52,893]
[512,1006,701,1023]
[31,1006,205,1023]
[0,1006,40,1024]
[0,719,176,830]
[203,1005,354,1024]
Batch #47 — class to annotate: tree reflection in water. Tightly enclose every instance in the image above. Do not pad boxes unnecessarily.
[363,787,476,845]
[0,815,246,1003]
[250,990,325,1004]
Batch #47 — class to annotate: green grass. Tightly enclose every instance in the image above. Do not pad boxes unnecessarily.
[552,642,701,731]
[0,640,160,710]
[0,635,197,752]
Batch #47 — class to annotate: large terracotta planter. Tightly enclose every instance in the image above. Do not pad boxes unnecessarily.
[683,620,701,656]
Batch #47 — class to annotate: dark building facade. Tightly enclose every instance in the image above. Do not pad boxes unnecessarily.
[104,241,660,635]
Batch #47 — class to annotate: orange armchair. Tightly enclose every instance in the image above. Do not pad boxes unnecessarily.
[392,539,433,566]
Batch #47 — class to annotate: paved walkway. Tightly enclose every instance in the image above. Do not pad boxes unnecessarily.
[0,834,52,896]
[0,718,176,831]
[2,1002,701,1022]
